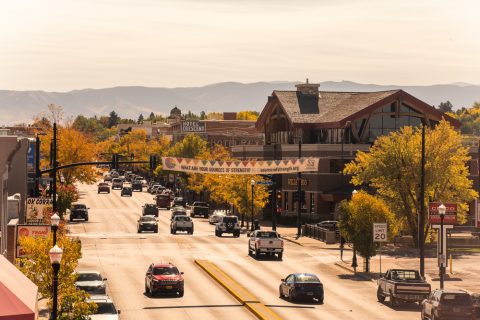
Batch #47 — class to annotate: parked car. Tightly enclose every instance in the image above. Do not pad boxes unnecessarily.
[70,203,89,222]
[248,230,284,260]
[191,201,209,218]
[121,186,132,197]
[377,269,431,307]
[97,182,110,194]
[316,220,340,238]
[87,295,121,320]
[421,289,475,320]
[170,215,194,234]
[279,273,324,303]
[215,216,240,237]
[75,271,107,294]
[171,197,186,208]
[142,203,159,217]
[171,207,187,220]
[111,178,123,190]
[137,215,158,233]
[155,194,171,209]
[132,180,143,192]
[145,263,184,297]
[209,210,227,225]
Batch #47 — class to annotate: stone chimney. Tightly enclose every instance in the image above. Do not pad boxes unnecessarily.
[295,78,320,95]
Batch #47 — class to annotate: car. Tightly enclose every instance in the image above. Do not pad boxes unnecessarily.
[145,263,184,297]
[171,197,186,208]
[149,184,162,194]
[377,269,431,307]
[316,220,340,238]
[110,171,120,178]
[87,295,121,320]
[215,216,240,237]
[161,189,174,200]
[142,203,159,217]
[248,230,284,260]
[140,179,148,188]
[209,210,227,225]
[103,175,112,183]
[170,215,194,234]
[171,207,187,220]
[111,178,123,190]
[121,186,132,197]
[132,180,143,192]
[137,215,158,233]
[97,182,110,194]
[70,203,89,222]
[421,289,475,320]
[155,194,171,209]
[191,201,209,218]
[75,271,107,294]
[279,273,324,303]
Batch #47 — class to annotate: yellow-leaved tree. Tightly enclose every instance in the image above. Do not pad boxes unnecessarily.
[344,120,477,247]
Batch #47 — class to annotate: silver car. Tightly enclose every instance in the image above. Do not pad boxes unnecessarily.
[75,271,107,294]
[208,210,227,225]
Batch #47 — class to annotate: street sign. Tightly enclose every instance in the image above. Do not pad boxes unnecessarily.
[256,181,273,185]
[373,223,387,242]
[288,178,308,186]
[428,202,457,225]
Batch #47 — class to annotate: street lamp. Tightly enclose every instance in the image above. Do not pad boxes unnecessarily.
[438,203,446,289]
[351,189,358,272]
[49,245,63,320]
[250,179,255,231]
[51,213,60,246]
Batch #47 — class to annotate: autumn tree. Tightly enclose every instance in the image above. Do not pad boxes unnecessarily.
[337,191,398,272]
[168,134,208,159]
[56,184,80,218]
[237,111,259,120]
[206,112,223,120]
[17,231,96,319]
[344,120,477,247]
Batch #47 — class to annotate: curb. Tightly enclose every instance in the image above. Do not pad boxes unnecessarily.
[334,262,375,282]
[280,236,304,247]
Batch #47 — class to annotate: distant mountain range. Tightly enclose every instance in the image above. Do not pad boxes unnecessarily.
[1,81,479,125]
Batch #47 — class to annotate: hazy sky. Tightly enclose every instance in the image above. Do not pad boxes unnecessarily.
[1,0,479,91]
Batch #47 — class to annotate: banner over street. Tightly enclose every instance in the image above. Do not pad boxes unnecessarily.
[162,157,319,175]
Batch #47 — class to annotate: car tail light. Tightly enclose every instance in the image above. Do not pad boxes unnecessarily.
[256,240,260,246]
[280,240,284,247]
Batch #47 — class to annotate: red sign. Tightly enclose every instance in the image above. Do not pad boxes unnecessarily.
[428,202,457,225]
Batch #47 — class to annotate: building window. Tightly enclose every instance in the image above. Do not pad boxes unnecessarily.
[310,193,315,213]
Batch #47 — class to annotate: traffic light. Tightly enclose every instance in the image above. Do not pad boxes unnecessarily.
[149,155,157,170]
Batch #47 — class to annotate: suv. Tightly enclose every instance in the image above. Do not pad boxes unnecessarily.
[171,215,194,235]
[191,201,209,218]
[145,263,184,297]
[215,216,240,237]
[112,178,123,190]
[132,180,143,192]
[142,203,159,217]
[170,207,187,221]
[87,295,121,320]
[155,194,171,209]
[421,289,475,320]
[121,186,132,197]
[137,215,158,233]
[75,271,107,294]
[70,203,89,222]
[172,197,186,208]
[97,182,110,194]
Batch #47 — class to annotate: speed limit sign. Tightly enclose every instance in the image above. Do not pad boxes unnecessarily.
[373,223,387,242]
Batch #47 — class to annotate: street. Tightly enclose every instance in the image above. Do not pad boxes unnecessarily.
[70,183,421,320]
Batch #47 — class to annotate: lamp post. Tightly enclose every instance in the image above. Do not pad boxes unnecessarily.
[438,203,446,289]
[50,213,60,246]
[351,189,358,272]
[49,245,63,320]
[250,179,255,231]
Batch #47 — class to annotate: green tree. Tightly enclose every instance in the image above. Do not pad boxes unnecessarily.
[200,111,206,120]
[107,111,120,128]
[437,101,453,113]
[344,120,477,247]
[56,184,80,218]
[17,231,97,319]
[138,114,144,124]
[337,191,398,271]
[148,112,155,121]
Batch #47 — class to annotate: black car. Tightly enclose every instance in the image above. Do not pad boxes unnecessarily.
[191,201,209,218]
[279,273,324,303]
[121,186,132,197]
[172,197,186,208]
[143,203,159,217]
[70,203,89,222]
[137,216,158,233]
[132,181,143,192]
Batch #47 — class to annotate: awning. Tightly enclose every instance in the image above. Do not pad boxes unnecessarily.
[0,255,38,320]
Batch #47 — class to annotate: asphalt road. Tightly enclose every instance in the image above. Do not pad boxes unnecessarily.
[70,183,420,320]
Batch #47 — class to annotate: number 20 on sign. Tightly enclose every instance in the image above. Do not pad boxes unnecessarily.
[373,223,387,242]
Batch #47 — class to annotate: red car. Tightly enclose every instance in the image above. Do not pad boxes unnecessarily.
[145,263,184,297]
[97,182,110,194]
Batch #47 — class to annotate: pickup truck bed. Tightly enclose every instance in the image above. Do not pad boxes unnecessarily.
[248,230,284,260]
[377,269,431,307]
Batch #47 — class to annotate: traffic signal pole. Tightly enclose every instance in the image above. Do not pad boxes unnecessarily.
[272,143,277,231]
[297,140,302,237]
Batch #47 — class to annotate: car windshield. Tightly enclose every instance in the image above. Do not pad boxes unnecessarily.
[153,267,180,275]
[194,202,208,206]
[390,270,421,281]
[72,204,86,209]
[112,179,121,182]
[256,231,278,238]
[145,204,156,208]
[77,273,102,281]
[223,217,238,223]
[140,216,156,222]
[295,274,320,283]
[441,293,472,305]
[99,183,108,186]
[175,216,191,222]
[214,211,226,216]
[95,302,117,314]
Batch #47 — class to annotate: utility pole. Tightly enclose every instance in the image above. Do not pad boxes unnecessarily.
[297,139,302,237]
[35,135,41,197]
[419,122,426,276]
[52,123,58,213]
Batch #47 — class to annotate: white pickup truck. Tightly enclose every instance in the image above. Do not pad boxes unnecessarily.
[248,230,283,260]
[170,215,194,235]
